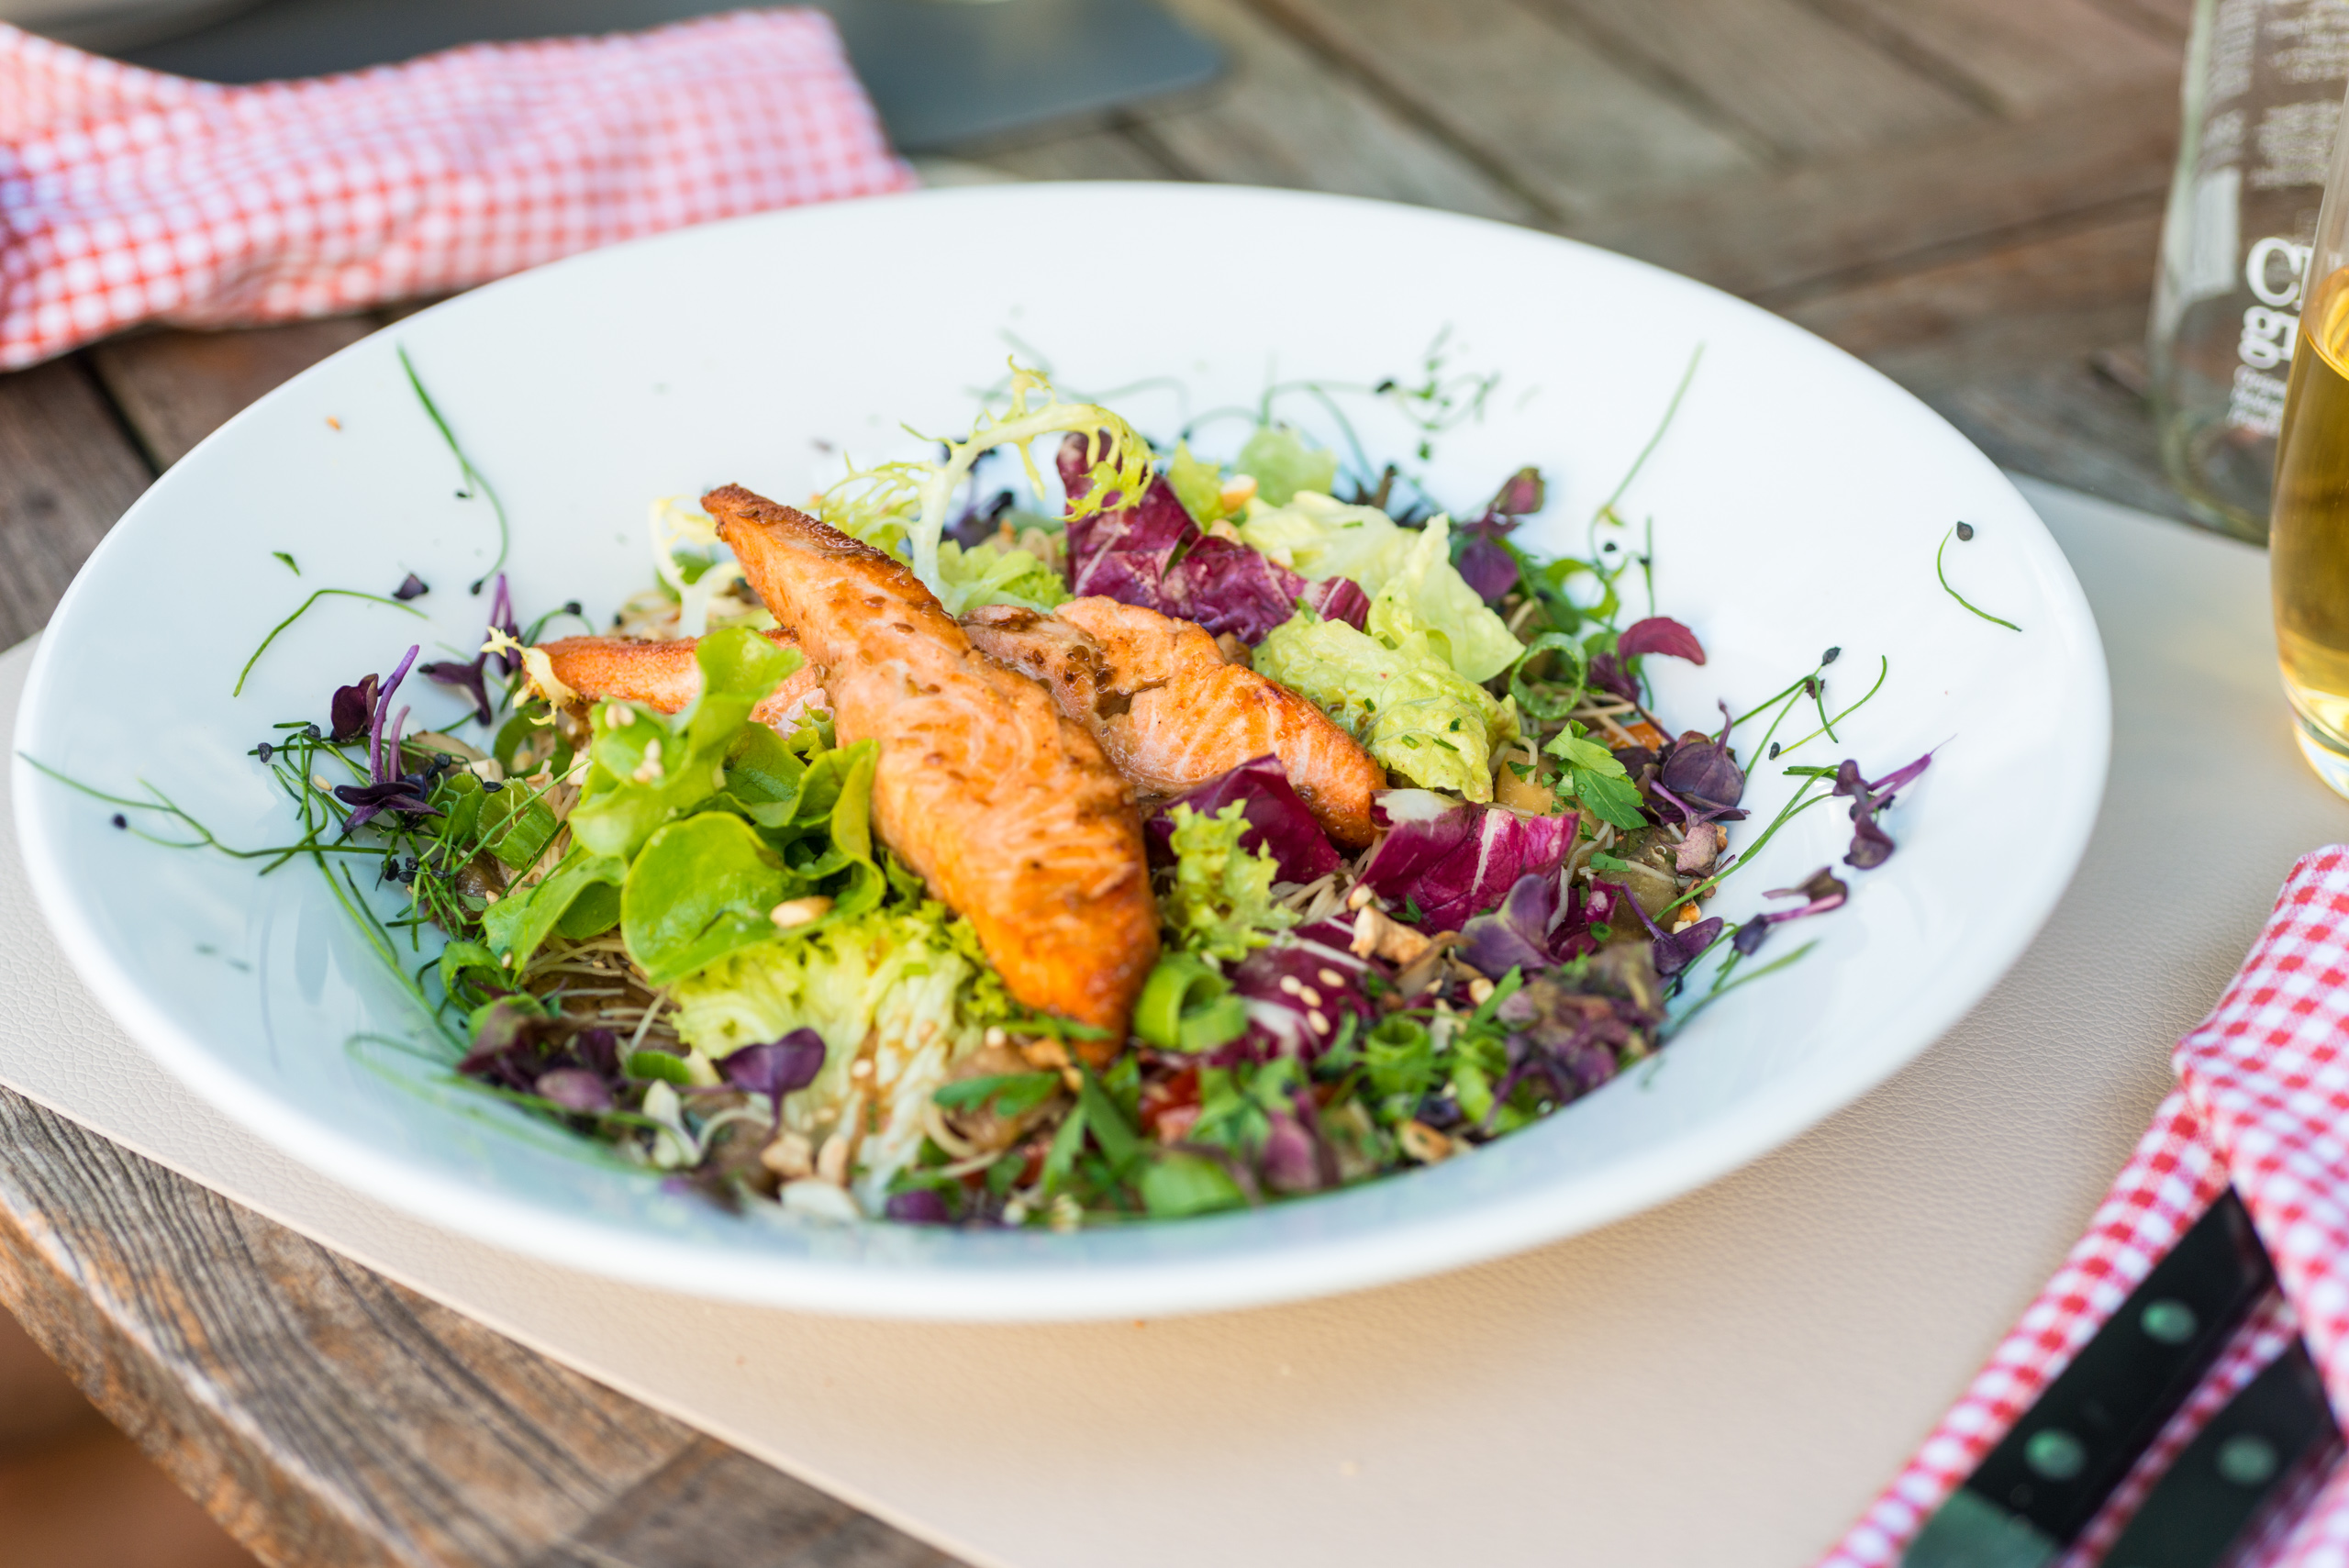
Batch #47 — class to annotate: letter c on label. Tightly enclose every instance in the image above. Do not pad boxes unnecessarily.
[2248,237,2313,307]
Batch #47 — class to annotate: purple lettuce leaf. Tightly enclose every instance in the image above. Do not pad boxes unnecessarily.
[1301,575,1371,630]
[1221,919,1379,1063]
[1359,792,1576,931]
[1586,651,1640,706]
[1144,754,1343,884]
[1057,433,1306,644]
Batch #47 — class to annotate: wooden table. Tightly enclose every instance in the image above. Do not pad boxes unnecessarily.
[0,1,2205,1562]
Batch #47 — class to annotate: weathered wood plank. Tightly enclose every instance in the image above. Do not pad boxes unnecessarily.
[1806,0,2183,117]
[0,359,152,648]
[1934,351,2190,522]
[1776,206,2165,395]
[0,1086,963,1568]
[1570,83,2178,300]
[1526,0,1982,158]
[1245,0,1756,217]
[85,318,376,472]
[1105,0,1541,221]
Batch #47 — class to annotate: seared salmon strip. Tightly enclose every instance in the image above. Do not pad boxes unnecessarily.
[962,596,1384,850]
[537,631,825,727]
[702,484,1157,1044]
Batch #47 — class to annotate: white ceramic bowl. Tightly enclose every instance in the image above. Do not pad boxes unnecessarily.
[13,184,2110,1319]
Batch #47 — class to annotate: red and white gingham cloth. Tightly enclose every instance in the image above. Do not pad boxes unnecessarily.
[1822,847,2349,1567]
[0,9,916,369]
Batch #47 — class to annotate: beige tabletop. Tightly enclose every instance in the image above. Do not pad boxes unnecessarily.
[0,476,2340,1567]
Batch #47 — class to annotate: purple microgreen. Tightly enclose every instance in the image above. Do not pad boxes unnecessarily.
[1456,531,1520,603]
[1730,866,1848,955]
[534,1068,613,1114]
[1617,616,1707,665]
[1486,464,1544,517]
[718,1029,828,1102]
[1828,753,1930,870]
[1586,651,1640,706]
[885,1189,954,1225]
[369,645,420,783]
[1934,524,2021,632]
[420,655,494,725]
[393,573,429,601]
[1653,917,1724,978]
[1458,872,1562,977]
[331,773,440,833]
[328,673,379,742]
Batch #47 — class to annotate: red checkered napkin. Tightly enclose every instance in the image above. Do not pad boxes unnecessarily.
[0,9,916,369]
[1822,848,2349,1567]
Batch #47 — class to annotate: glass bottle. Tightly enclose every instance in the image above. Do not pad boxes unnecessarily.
[2150,0,2349,542]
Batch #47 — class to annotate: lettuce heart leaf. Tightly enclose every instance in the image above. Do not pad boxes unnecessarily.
[1363,514,1524,684]
[1252,616,1517,801]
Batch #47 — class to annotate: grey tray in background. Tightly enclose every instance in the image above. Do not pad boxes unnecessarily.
[105,0,1220,152]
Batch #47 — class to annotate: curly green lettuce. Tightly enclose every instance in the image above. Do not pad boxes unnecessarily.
[671,899,1014,1208]
[1253,616,1519,801]
[1162,800,1296,962]
[933,537,1071,615]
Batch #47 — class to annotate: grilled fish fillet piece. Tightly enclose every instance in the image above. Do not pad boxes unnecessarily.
[537,631,825,727]
[702,484,1157,1043]
[962,596,1384,850]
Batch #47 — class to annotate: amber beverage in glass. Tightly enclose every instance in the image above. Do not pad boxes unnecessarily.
[2268,88,2349,798]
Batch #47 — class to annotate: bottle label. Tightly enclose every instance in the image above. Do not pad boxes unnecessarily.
[2230,236,2311,435]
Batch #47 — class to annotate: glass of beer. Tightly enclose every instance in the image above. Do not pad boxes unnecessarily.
[2268,87,2349,798]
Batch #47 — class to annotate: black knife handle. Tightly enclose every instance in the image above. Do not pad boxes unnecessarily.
[2097,1340,2339,1568]
[1955,1191,2274,1547]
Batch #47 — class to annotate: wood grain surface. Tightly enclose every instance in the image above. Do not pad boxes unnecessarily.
[0,0,2216,1562]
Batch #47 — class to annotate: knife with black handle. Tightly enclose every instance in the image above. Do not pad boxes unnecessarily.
[1903,1191,2277,1568]
[2097,1339,2338,1568]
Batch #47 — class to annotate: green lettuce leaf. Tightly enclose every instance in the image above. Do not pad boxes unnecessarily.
[1166,440,1230,525]
[568,625,801,862]
[482,845,628,962]
[622,812,807,987]
[1252,617,1517,801]
[1364,514,1522,684]
[670,899,1018,1207]
[1237,491,1408,588]
[933,538,1072,616]
[1162,801,1295,964]
[1234,425,1338,506]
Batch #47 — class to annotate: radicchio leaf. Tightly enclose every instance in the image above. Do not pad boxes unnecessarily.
[1617,616,1707,664]
[1058,434,1307,643]
[1301,574,1371,630]
[1222,919,1377,1062]
[1359,792,1576,931]
[1487,465,1544,518]
[1144,755,1343,884]
[1260,1109,1323,1194]
[534,1068,613,1114]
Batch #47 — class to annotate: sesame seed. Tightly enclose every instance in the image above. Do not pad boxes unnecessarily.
[1308,1009,1330,1033]
[1298,985,1323,1008]
[1319,968,1345,986]
[1278,975,1303,995]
